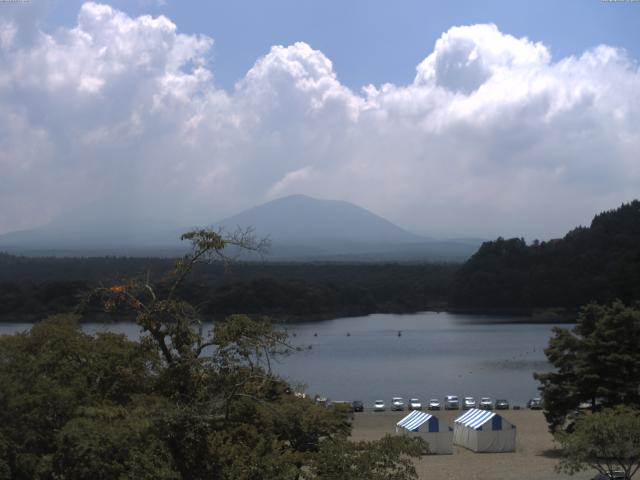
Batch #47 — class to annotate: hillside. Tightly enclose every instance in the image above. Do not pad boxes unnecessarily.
[0,195,479,261]
[451,200,640,310]
[217,194,423,243]
[216,195,479,261]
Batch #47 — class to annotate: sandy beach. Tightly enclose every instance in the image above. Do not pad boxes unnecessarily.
[350,409,592,480]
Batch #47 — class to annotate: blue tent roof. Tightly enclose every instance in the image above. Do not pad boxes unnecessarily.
[455,408,497,430]
[397,410,433,431]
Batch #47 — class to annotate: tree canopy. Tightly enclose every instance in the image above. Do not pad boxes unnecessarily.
[0,228,426,479]
[535,301,640,432]
[452,200,640,310]
[555,406,640,480]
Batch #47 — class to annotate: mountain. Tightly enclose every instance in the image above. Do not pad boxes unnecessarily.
[0,195,481,261]
[216,194,423,243]
[451,200,640,309]
[215,195,480,261]
[0,219,185,257]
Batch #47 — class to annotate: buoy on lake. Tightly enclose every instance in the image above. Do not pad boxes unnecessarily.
[313,333,318,337]
[347,332,351,337]
[397,330,402,337]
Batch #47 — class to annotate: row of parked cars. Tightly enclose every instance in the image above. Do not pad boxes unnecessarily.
[361,396,543,412]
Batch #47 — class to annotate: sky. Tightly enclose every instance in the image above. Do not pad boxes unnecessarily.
[1,0,639,240]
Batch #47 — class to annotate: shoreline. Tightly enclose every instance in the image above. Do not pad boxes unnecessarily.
[0,307,578,325]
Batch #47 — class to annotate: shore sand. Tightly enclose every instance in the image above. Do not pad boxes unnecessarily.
[350,409,591,480]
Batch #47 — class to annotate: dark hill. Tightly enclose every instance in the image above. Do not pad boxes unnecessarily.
[451,200,640,310]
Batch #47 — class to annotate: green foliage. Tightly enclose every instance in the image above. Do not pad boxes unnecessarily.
[0,257,456,322]
[555,407,640,479]
[452,200,640,309]
[307,435,426,480]
[0,229,427,479]
[53,404,178,480]
[536,301,640,432]
[0,315,158,479]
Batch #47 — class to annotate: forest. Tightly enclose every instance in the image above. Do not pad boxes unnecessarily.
[0,257,455,322]
[0,230,427,480]
[450,200,640,310]
[0,200,639,322]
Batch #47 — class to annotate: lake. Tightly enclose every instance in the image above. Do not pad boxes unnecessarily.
[0,311,565,407]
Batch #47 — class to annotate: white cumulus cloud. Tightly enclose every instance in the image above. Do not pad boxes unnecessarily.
[0,4,639,240]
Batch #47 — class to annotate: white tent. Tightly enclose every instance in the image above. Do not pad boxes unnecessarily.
[395,410,453,454]
[453,408,516,453]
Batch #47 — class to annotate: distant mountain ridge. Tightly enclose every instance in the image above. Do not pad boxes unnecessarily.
[0,195,481,261]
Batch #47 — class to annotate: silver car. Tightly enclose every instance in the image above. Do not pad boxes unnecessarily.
[391,397,405,411]
[445,395,459,410]
[374,400,385,411]
[463,396,476,410]
[428,398,441,410]
[479,397,493,410]
[409,398,422,410]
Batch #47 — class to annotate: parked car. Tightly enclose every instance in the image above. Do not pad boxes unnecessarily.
[391,397,405,411]
[463,396,476,410]
[495,399,509,410]
[479,397,493,410]
[527,397,543,409]
[428,398,441,410]
[352,400,364,412]
[444,395,459,410]
[374,400,385,411]
[409,398,422,410]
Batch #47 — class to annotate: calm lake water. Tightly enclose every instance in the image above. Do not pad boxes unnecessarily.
[0,312,566,407]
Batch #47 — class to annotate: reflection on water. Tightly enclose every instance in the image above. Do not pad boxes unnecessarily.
[0,312,568,406]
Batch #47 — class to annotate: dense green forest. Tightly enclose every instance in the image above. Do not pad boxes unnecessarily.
[0,256,456,322]
[1,200,639,322]
[451,201,640,310]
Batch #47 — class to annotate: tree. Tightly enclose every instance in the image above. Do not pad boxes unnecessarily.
[96,228,424,479]
[555,407,640,480]
[0,228,425,479]
[0,315,157,480]
[535,301,640,432]
[307,435,426,480]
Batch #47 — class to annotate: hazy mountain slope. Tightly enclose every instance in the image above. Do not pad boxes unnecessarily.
[0,195,480,260]
[0,219,185,256]
[216,194,424,243]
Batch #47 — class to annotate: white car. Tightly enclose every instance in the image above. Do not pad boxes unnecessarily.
[374,400,385,411]
[428,398,441,410]
[463,396,476,410]
[391,397,405,411]
[479,397,493,410]
[409,398,422,410]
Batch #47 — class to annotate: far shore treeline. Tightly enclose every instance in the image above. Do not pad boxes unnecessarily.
[0,200,639,323]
